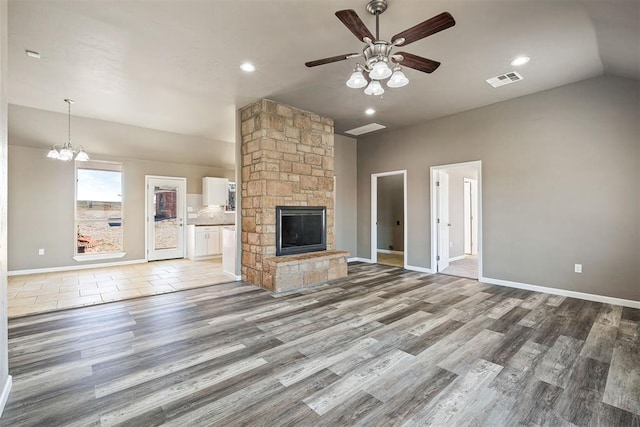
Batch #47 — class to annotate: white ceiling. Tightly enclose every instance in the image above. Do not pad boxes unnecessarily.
[7,0,640,144]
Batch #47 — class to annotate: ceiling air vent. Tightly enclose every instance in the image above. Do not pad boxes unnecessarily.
[486,71,523,88]
[345,123,386,136]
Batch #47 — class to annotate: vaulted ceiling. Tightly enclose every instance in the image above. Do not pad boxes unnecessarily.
[8,0,640,144]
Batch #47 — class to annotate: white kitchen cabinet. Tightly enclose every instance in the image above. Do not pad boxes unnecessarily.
[187,225,221,259]
[203,177,229,206]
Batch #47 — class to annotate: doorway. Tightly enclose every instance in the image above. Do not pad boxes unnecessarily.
[146,176,187,261]
[430,161,482,279]
[371,171,407,268]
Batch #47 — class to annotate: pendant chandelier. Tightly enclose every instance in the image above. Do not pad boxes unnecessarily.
[47,99,89,162]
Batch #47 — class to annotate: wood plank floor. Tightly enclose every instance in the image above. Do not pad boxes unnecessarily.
[3,263,639,426]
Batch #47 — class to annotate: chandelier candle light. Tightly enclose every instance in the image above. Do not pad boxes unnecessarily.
[47,99,89,162]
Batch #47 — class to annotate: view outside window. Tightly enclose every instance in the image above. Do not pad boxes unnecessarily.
[76,164,123,254]
[153,186,178,250]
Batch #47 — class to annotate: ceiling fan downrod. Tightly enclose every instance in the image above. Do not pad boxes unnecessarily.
[366,0,388,41]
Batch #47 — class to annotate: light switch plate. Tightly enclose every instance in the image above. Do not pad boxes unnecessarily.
[574,264,582,273]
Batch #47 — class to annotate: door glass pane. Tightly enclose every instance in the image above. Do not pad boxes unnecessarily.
[154,185,178,250]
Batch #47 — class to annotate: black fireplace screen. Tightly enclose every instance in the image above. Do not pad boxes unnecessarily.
[276,206,326,256]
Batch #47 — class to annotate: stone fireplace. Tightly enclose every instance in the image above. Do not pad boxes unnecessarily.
[240,99,348,291]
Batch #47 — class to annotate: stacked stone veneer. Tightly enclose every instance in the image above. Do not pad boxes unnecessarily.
[240,99,348,291]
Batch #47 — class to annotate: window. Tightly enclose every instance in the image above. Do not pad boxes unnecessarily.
[75,162,123,256]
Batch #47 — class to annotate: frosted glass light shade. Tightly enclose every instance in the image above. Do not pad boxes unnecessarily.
[59,145,74,161]
[47,147,60,159]
[75,149,90,161]
[364,80,384,96]
[369,61,392,80]
[346,71,367,88]
[387,69,409,88]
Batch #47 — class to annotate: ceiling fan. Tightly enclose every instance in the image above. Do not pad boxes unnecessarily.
[305,0,455,95]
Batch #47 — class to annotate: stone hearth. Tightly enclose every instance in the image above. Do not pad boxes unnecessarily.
[239,99,348,291]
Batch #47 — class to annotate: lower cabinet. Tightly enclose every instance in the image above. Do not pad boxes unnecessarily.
[187,225,221,259]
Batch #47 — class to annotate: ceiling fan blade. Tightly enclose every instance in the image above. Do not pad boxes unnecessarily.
[305,53,360,68]
[394,52,441,73]
[392,12,455,46]
[335,9,375,42]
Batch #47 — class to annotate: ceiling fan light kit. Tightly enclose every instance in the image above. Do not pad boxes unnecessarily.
[369,60,393,80]
[387,67,409,88]
[305,0,455,96]
[364,80,385,96]
[346,67,368,88]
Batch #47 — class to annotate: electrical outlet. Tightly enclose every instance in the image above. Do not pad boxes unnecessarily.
[449,241,453,248]
[574,264,582,273]
[38,248,45,256]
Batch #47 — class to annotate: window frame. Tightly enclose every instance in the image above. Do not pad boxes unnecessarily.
[73,160,126,262]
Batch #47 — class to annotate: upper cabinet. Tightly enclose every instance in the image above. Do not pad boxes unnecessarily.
[203,177,229,206]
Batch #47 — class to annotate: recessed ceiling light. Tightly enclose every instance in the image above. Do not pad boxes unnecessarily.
[240,62,256,72]
[25,49,41,59]
[510,56,530,66]
[365,108,375,115]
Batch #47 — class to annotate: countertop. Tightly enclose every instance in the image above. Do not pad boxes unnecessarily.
[187,222,235,227]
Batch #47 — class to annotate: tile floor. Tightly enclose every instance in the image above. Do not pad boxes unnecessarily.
[7,258,233,318]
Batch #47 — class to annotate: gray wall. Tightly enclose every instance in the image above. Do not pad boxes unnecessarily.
[334,134,357,257]
[448,166,479,258]
[376,174,404,252]
[8,144,234,272]
[0,0,9,409]
[357,75,640,301]
[9,104,235,170]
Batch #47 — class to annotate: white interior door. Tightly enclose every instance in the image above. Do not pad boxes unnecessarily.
[464,179,472,254]
[146,176,186,261]
[470,178,479,255]
[463,178,479,255]
[437,171,450,271]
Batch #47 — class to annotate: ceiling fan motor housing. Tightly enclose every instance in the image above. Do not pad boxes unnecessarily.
[364,41,393,69]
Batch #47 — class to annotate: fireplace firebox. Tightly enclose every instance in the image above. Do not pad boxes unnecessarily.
[276,206,326,256]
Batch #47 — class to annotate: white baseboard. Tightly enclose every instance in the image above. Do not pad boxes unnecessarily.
[405,265,433,274]
[480,276,640,309]
[8,259,147,276]
[0,375,12,417]
[376,249,404,255]
[348,257,373,263]
[449,255,465,262]
[224,271,242,281]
